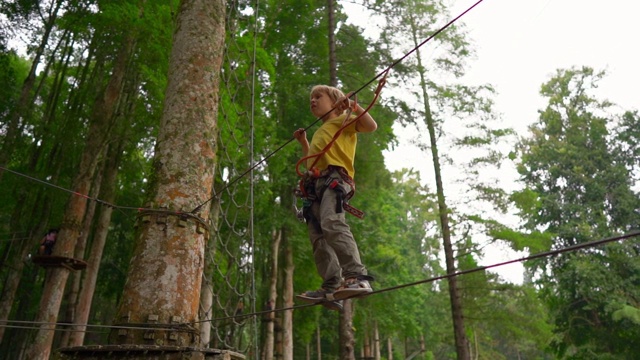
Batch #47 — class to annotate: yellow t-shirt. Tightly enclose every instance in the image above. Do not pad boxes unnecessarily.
[307,114,358,178]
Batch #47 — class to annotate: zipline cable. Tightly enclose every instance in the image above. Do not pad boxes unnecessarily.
[0,319,190,333]
[189,0,485,214]
[1,0,486,217]
[188,230,640,324]
[5,230,638,333]
[0,165,204,221]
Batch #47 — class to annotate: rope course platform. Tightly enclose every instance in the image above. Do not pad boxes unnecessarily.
[31,255,87,271]
[57,345,245,360]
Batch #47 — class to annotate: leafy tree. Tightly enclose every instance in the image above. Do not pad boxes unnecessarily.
[367,0,515,357]
[514,66,640,358]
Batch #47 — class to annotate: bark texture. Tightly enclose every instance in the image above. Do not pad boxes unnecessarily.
[67,138,123,346]
[26,27,128,355]
[282,236,294,360]
[262,229,281,360]
[110,0,225,347]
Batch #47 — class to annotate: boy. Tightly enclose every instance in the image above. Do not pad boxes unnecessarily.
[293,85,376,309]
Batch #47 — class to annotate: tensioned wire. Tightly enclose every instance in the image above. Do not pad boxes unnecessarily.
[4,230,639,333]
[0,0,486,221]
[2,0,487,338]
[189,0,487,215]
[249,0,260,357]
[188,230,640,324]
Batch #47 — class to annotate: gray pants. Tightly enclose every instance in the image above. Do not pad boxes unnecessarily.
[304,171,367,290]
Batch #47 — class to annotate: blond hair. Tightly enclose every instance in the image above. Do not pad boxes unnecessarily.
[310,85,345,105]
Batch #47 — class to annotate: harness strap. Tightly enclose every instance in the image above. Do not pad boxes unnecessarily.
[343,203,365,219]
[297,167,365,219]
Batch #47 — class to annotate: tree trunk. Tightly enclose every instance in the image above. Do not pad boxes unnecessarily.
[282,234,294,360]
[412,26,470,360]
[0,191,54,343]
[109,0,225,346]
[0,139,66,347]
[316,325,321,360]
[387,337,393,360]
[26,7,141,357]
[364,330,371,358]
[0,110,69,343]
[66,136,124,346]
[327,0,337,85]
[25,138,106,359]
[340,300,356,360]
[60,163,103,347]
[374,321,380,360]
[262,228,281,360]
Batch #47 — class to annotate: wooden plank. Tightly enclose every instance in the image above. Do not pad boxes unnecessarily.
[32,255,88,271]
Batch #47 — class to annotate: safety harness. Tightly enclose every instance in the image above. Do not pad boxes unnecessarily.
[294,73,389,221]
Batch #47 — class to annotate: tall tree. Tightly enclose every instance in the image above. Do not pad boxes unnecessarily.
[371,0,504,357]
[515,66,640,358]
[26,2,144,354]
[108,0,225,348]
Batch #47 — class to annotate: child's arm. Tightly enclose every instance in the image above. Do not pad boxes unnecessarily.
[335,95,377,133]
[353,103,377,133]
[293,128,310,156]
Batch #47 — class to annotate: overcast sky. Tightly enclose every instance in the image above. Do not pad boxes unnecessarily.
[344,0,640,283]
[455,0,640,132]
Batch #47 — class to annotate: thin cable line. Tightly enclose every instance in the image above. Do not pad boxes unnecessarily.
[7,230,637,333]
[0,324,105,333]
[249,0,260,357]
[0,319,190,332]
[189,0,485,214]
[351,0,484,95]
[0,165,204,221]
[188,230,640,324]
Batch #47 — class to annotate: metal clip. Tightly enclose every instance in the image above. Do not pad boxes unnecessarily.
[294,203,306,223]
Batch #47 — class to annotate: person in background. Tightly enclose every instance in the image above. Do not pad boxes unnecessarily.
[39,228,58,255]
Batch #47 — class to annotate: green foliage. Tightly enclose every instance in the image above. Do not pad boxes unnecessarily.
[611,304,640,325]
[8,1,629,359]
[514,66,640,358]
[0,49,28,119]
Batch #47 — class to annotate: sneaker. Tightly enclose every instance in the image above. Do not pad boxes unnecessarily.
[332,275,374,300]
[296,288,343,311]
[296,288,338,302]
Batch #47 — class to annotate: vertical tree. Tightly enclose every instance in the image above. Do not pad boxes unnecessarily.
[108,0,225,348]
[371,0,505,357]
[26,0,145,354]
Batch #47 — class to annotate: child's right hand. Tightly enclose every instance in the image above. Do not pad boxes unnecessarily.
[334,92,357,114]
[293,128,307,143]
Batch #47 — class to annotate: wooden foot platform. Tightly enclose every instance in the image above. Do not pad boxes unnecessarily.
[32,255,87,271]
[57,345,246,359]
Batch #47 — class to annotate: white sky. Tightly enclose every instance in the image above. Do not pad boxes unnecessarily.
[343,0,640,283]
